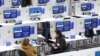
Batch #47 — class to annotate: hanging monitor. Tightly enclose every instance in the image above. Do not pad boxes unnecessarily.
[81,3,94,11]
[56,0,65,3]
[3,9,20,19]
[29,7,44,16]
[52,5,66,14]
[0,0,4,6]
[38,0,50,4]
[12,0,20,6]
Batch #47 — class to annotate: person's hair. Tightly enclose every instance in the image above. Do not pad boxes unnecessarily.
[55,30,63,38]
[22,38,30,46]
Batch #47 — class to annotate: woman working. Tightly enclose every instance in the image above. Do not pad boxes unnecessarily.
[21,38,37,56]
[49,30,67,54]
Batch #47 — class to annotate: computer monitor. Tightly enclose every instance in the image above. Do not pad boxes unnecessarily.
[0,0,4,6]
[38,0,50,4]
[53,5,66,14]
[13,27,23,38]
[56,0,65,3]
[81,3,94,11]
[4,9,18,19]
[12,0,20,6]
[56,21,70,32]
[29,7,44,16]
[13,26,32,38]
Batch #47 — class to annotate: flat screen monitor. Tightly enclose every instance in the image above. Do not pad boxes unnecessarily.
[38,0,49,4]
[13,26,33,38]
[53,5,66,14]
[0,0,4,6]
[12,0,20,6]
[29,7,44,16]
[56,21,70,32]
[4,10,18,19]
[13,27,23,38]
[81,3,94,11]
[56,0,65,3]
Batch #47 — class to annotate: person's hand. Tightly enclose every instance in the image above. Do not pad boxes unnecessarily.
[49,39,56,42]
[53,46,58,49]
[52,43,56,47]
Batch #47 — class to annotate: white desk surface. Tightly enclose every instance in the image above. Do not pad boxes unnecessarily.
[50,35,88,42]
[48,51,77,56]
[65,35,87,42]
[0,44,39,52]
[0,44,19,52]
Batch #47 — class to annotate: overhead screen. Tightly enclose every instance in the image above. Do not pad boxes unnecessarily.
[52,5,66,14]
[38,0,50,4]
[12,0,20,6]
[3,9,20,19]
[29,7,44,16]
[81,3,94,11]
[0,0,4,6]
[56,0,66,3]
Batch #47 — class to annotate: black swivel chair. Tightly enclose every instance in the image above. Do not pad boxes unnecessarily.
[96,30,100,45]
[85,29,95,48]
[17,50,26,56]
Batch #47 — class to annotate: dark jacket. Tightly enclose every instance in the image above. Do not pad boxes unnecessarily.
[52,36,67,54]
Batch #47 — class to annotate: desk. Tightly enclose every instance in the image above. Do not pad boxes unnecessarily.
[0,44,40,53]
[65,35,87,42]
[0,44,19,52]
[49,35,88,50]
[48,51,77,56]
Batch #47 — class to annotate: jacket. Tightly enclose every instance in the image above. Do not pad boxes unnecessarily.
[56,36,67,52]
[51,36,67,54]
[21,45,37,56]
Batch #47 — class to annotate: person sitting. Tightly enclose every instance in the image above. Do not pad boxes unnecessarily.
[21,38,37,56]
[49,30,67,54]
